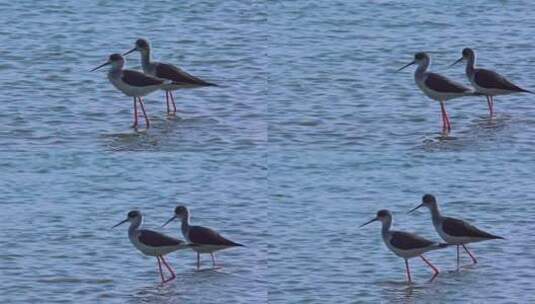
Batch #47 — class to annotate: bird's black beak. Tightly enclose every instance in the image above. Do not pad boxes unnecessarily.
[449,57,463,68]
[112,218,128,228]
[123,47,137,56]
[397,61,415,72]
[360,217,378,228]
[408,203,423,214]
[91,61,110,72]
[161,215,177,228]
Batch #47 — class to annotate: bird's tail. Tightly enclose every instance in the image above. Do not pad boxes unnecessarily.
[169,81,218,87]
[230,241,245,247]
[435,243,451,249]
[203,81,218,87]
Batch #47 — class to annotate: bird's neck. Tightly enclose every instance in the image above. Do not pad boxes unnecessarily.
[181,215,190,235]
[108,66,122,79]
[128,218,142,236]
[141,51,151,72]
[415,60,429,79]
[429,204,442,224]
[466,56,475,77]
[381,218,392,237]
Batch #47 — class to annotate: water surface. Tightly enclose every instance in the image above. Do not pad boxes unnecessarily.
[0,1,267,303]
[268,1,535,303]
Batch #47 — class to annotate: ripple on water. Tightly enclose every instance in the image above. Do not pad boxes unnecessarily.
[0,1,267,303]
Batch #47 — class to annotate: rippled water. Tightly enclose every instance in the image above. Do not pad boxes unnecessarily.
[0,1,266,303]
[269,1,535,303]
[269,1,535,152]
[2,0,535,303]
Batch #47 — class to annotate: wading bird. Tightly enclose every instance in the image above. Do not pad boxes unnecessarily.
[162,205,243,270]
[451,48,533,117]
[361,209,448,283]
[124,39,217,115]
[92,54,170,129]
[409,194,504,270]
[398,52,477,132]
[113,210,190,283]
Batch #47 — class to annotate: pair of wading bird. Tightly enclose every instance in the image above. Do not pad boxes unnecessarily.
[361,194,503,283]
[113,205,243,283]
[91,38,216,129]
[398,48,532,132]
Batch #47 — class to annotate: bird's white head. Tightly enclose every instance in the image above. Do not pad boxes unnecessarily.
[397,52,430,72]
[413,52,429,65]
[409,193,438,214]
[113,210,142,228]
[124,38,150,56]
[360,209,392,227]
[91,53,125,72]
[174,205,189,221]
[161,205,190,227]
[462,48,475,60]
[450,48,475,67]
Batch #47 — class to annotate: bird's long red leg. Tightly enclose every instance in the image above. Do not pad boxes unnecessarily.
[486,96,494,117]
[441,106,447,130]
[157,257,165,282]
[166,91,170,114]
[132,97,138,128]
[138,97,150,129]
[440,101,446,130]
[457,245,460,271]
[160,256,176,282]
[210,253,216,267]
[490,96,494,117]
[420,255,439,275]
[405,259,412,283]
[440,101,450,131]
[441,101,451,131]
[169,91,177,115]
[462,244,478,264]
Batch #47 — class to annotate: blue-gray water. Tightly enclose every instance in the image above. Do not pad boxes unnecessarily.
[2,0,535,303]
[269,1,535,303]
[0,1,266,303]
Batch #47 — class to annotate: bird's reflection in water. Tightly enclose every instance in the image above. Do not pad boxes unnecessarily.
[102,130,160,152]
[379,277,439,304]
[132,282,179,304]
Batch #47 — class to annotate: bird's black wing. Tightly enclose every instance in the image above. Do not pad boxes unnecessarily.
[390,231,435,250]
[474,69,529,92]
[189,226,242,246]
[122,70,164,87]
[442,217,502,239]
[138,230,184,247]
[425,73,471,93]
[156,63,215,86]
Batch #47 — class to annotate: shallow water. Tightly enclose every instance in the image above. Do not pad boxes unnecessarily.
[0,1,266,303]
[268,1,535,153]
[2,0,535,303]
[270,151,535,303]
[268,1,535,303]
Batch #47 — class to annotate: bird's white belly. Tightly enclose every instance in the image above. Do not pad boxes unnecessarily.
[109,76,161,97]
[384,236,429,259]
[130,237,183,257]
